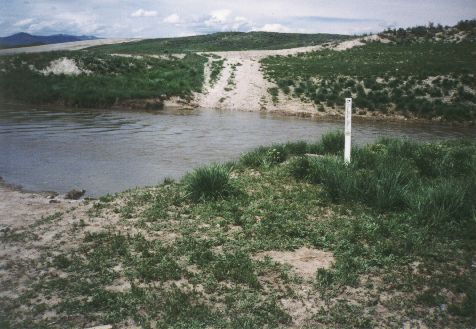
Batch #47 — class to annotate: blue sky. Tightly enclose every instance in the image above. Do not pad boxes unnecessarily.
[1,0,475,37]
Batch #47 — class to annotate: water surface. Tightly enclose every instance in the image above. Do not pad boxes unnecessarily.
[1,103,475,196]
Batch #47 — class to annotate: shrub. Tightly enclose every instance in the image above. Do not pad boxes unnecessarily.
[410,143,446,177]
[319,130,345,155]
[288,156,313,179]
[263,146,287,167]
[239,147,269,168]
[268,87,279,103]
[307,156,357,202]
[183,164,233,201]
[360,158,414,211]
[283,140,308,156]
[378,137,418,159]
[398,141,476,178]
[441,141,476,177]
[239,145,288,168]
[352,143,387,169]
[277,79,292,94]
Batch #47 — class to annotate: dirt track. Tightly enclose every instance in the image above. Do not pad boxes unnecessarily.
[195,38,376,113]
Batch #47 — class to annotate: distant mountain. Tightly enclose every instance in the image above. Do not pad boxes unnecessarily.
[0,32,99,48]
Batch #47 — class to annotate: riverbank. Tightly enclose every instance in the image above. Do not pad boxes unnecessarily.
[1,29,474,123]
[4,101,476,198]
[1,133,475,328]
[0,178,82,230]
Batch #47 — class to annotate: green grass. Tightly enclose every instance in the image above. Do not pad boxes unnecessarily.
[2,132,475,328]
[89,31,350,54]
[183,164,235,201]
[264,42,476,80]
[261,40,476,121]
[0,51,207,107]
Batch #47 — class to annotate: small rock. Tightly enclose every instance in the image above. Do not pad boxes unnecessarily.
[65,189,86,200]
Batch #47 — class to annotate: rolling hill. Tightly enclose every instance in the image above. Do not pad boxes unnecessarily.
[89,31,350,53]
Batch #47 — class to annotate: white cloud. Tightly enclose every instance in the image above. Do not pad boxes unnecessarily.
[23,12,105,36]
[131,9,158,17]
[2,0,475,38]
[163,14,180,24]
[193,10,253,32]
[231,16,252,30]
[205,9,231,26]
[14,18,34,27]
[256,23,291,33]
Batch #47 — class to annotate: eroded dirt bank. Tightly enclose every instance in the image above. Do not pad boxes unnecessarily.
[194,37,381,115]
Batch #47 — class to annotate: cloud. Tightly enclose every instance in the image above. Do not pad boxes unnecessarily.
[204,9,231,26]
[131,9,158,17]
[22,12,106,36]
[187,10,253,33]
[276,16,390,35]
[256,23,291,33]
[232,16,253,30]
[163,14,180,24]
[2,0,475,38]
[14,18,34,27]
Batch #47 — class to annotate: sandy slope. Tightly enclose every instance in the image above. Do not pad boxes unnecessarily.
[195,37,380,114]
[196,55,273,111]
[0,38,142,56]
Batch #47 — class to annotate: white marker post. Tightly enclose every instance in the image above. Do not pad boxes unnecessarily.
[344,98,352,164]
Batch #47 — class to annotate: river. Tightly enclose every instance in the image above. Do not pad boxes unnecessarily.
[1,103,475,196]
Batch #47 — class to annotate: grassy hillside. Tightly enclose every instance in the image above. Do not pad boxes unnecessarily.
[261,22,476,122]
[89,31,351,54]
[2,133,475,328]
[0,52,206,107]
[380,19,476,43]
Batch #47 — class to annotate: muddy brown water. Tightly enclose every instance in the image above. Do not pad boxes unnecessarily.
[1,103,475,196]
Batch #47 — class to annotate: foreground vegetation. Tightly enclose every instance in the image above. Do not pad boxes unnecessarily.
[89,31,350,54]
[261,22,476,122]
[0,51,206,107]
[1,133,475,328]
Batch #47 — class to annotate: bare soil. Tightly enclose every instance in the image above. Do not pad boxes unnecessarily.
[194,36,390,117]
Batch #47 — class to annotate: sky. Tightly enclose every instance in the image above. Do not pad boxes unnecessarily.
[1,0,475,38]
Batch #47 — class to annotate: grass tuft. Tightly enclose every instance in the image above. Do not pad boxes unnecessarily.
[412,179,473,233]
[183,164,234,201]
[318,130,345,155]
